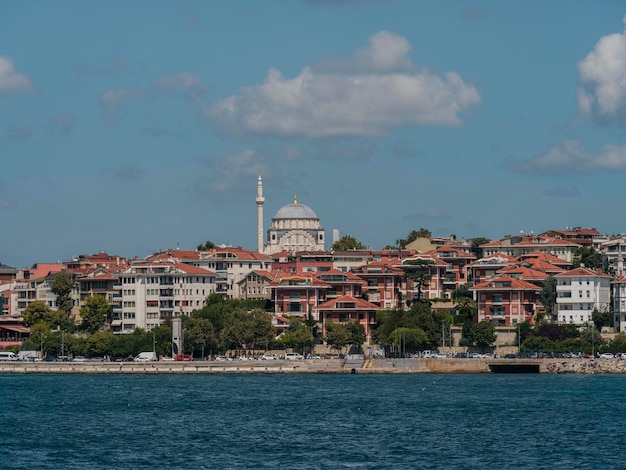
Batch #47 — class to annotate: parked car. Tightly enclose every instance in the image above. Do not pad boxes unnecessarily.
[175,354,194,361]
[284,352,304,360]
[134,351,158,362]
[599,353,615,359]
[261,354,277,360]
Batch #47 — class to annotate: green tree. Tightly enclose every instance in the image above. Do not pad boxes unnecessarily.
[324,321,352,353]
[331,235,366,251]
[538,276,557,318]
[80,295,112,334]
[572,246,597,269]
[84,331,113,357]
[389,327,429,351]
[404,259,435,301]
[29,323,51,355]
[196,240,216,251]
[51,270,74,317]
[22,300,66,328]
[395,228,431,249]
[470,237,491,259]
[279,319,315,355]
[592,307,613,331]
[453,297,476,325]
[472,321,497,351]
[184,317,216,358]
[608,332,626,353]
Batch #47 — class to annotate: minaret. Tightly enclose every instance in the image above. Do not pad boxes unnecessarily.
[256,173,265,253]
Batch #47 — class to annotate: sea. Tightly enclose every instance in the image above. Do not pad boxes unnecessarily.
[1,373,624,469]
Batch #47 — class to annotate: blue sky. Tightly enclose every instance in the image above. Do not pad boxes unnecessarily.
[1,1,626,268]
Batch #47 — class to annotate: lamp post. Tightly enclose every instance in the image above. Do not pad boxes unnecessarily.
[152,329,156,355]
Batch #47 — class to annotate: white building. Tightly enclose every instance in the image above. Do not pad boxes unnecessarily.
[256,175,325,255]
[115,262,216,333]
[612,277,626,333]
[555,267,611,325]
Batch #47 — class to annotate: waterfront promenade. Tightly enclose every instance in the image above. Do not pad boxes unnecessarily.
[1,357,624,374]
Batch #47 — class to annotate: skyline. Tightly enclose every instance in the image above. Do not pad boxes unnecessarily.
[1,1,626,268]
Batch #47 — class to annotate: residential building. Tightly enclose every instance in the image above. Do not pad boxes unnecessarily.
[352,261,406,309]
[540,227,604,246]
[268,273,330,317]
[482,235,581,263]
[555,267,611,325]
[315,294,380,343]
[612,277,626,332]
[237,270,274,301]
[471,276,541,326]
[115,262,216,333]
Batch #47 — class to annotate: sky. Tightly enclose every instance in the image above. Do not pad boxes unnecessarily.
[1,1,626,268]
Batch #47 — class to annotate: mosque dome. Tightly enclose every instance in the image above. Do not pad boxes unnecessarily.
[273,194,318,220]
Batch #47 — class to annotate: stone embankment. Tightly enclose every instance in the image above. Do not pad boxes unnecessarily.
[1,358,624,374]
[545,358,626,374]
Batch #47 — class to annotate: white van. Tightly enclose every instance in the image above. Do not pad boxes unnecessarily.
[0,352,19,361]
[134,351,158,362]
[284,352,304,360]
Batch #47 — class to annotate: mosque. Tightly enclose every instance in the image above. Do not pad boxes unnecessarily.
[256,174,325,255]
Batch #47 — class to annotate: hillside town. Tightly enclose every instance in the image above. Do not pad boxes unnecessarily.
[1,176,625,358]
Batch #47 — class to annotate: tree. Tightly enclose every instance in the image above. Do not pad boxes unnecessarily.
[395,228,431,249]
[29,323,51,355]
[404,259,435,301]
[389,327,429,352]
[196,240,216,251]
[80,295,112,334]
[453,297,476,325]
[538,276,557,318]
[279,319,315,355]
[572,246,597,269]
[51,270,74,317]
[592,307,613,331]
[470,237,491,259]
[331,235,366,251]
[84,331,113,357]
[184,317,216,358]
[472,321,497,351]
[324,321,352,353]
[22,300,66,328]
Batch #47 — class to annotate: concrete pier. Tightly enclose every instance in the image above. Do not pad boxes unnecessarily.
[0,358,623,374]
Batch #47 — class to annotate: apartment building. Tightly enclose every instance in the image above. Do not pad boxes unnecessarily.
[555,267,611,325]
[115,262,216,333]
[471,276,541,326]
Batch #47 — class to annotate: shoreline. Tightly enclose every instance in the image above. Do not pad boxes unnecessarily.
[1,358,625,374]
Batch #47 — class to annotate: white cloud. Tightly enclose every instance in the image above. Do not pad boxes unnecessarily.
[153,72,206,104]
[47,114,77,134]
[153,72,205,93]
[100,88,144,121]
[403,208,452,221]
[577,15,626,124]
[508,140,626,174]
[191,148,273,204]
[0,56,33,94]
[207,31,481,138]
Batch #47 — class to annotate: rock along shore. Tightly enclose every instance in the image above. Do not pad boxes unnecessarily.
[0,358,624,374]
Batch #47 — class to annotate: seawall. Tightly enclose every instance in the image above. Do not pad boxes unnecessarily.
[0,358,623,374]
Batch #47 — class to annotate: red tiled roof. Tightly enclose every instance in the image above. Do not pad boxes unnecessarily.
[471,276,542,291]
[497,266,548,281]
[172,263,216,275]
[555,267,611,278]
[315,294,380,310]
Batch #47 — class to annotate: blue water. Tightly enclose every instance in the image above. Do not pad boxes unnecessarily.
[1,373,624,469]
